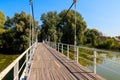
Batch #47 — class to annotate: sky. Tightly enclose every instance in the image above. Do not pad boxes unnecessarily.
[0,0,120,37]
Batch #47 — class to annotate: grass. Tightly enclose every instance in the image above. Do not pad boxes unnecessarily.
[0,53,19,72]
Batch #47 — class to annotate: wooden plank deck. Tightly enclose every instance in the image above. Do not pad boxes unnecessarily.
[27,43,104,80]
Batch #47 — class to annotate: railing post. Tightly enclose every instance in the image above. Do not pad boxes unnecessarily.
[94,50,97,74]
[62,44,63,54]
[55,42,56,50]
[50,42,51,47]
[50,42,52,47]
[74,46,76,62]
[49,42,50,47]
[52,42,55,48]
[25,51,29,76]
[58,43,59,52]
[56,43,58,51]
[51,42,53,48]
[51,42,52,48]
[76,47,79,63]
[53,42,54,48]
[14,62,19,80]
[52,42,53,48]
[53,42,55,49]
[49,42,50,46]
[47,41,48,45]
[30,46,33,63]
[33,45,35,55]
[33,45,35,54]
[67,45,69,59]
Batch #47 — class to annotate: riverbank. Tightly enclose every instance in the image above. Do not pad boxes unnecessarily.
[0,53,19,72]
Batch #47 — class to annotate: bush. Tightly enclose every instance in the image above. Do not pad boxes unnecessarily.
[96,38,114,49]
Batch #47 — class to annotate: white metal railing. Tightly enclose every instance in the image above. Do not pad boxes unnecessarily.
[0,42,37,80]
[45,41,120,76]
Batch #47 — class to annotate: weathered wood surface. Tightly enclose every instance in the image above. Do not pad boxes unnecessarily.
[27,43,104,80]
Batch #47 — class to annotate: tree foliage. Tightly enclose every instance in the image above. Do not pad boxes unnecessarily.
[1,11,38,53]
[41,11,61,42]
[0,11,6,47]
[0,9,120,54]
[96,38,114,49]
[40,10,120,51]
[41,10,87,45]
[84,28,100,46]
[0,11,5,28]
[59,10,87,45]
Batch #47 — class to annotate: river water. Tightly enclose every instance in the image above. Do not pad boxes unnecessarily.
[87,52,120,80]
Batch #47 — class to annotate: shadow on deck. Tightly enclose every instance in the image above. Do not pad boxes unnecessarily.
[27,43,104,80]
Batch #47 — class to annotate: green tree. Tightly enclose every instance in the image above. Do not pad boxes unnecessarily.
[0,11,6,47]
[84,28,100,46]
[117,42,120,51]
[0,11,5,28]
[59,10,87,45]
[41,11,60,42]
[105,38,114,49]
[2,30,15,50]
[4,16,13,28]
[2,11,38,53]
[13,11,38,52]
[97,38,114,49]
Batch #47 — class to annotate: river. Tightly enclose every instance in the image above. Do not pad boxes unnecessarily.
[87,52,120,80]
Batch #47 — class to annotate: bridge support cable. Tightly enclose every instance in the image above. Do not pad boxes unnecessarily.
[29,3,32,47]
[62,2,74,20]
[56,1,75,29]
[30,0,37,44]
[94,51,97,74]
[73,0,78,63]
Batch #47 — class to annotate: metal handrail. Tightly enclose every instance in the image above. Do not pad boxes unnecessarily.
[0,42,37,80]
[78,46,120,54]
[45,41,120,76]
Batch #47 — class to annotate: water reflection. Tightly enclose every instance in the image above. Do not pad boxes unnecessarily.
[63,45,120,80]
[88,50,120,80]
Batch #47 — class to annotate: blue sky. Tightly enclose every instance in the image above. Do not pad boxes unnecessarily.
[0,0,120,37]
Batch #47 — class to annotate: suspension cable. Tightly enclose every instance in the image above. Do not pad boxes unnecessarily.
[57,2,75,27]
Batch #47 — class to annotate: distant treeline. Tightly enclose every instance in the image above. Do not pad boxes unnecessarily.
[0,10,120,54]
[40,10,120,51]
[0,11,39,53]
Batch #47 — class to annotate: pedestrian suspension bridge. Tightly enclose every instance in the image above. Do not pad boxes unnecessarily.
[0,0,120,80]
[1,41,120,80]
[0,41,105,80]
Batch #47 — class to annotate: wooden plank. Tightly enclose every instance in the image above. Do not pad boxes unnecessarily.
[46,43,105,80]
[28,69,37,80]
[27,43,105,80]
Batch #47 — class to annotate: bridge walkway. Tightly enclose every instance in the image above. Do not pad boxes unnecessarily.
[27,43,104,80]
